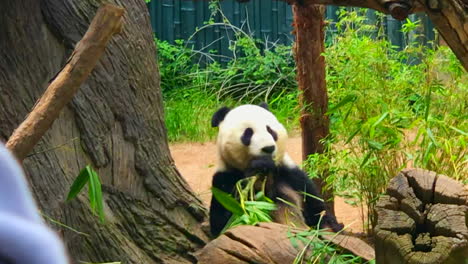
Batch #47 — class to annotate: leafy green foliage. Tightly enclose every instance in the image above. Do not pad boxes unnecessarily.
[157,36,296,99]
[211,177,277,235]
[211,187,244,216]
[156,1,296,99]
[163,87,227,142]
[67,165,105,223]
[310,10,467,233]
[213,177,368,262]
[158,35,300,142]
[160,7,466,236]
[157,2,299,142]
[288,213,373,264]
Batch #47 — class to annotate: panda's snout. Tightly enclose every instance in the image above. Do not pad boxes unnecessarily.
[261,145,276,154]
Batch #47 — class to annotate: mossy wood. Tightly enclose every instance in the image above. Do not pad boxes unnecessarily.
[375,168,468,264]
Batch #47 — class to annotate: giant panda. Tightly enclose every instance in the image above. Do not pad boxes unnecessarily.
[209,103,343,236]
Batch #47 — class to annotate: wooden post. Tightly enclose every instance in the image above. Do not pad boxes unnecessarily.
[292,3,334,213]
[375,168,468,263]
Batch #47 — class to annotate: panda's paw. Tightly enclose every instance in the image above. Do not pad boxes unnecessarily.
[321,214,345,233]
[247,156,277,176]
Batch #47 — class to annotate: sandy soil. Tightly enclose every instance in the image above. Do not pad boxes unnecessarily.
[169,137,365,232]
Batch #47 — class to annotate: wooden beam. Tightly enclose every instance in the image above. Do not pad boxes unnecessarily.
[6,3,124,160]
[418,0,468,71]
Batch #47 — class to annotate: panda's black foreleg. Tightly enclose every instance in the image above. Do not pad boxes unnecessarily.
[278,166,344,232]
[302,179,344,232]
[209,169,245,237]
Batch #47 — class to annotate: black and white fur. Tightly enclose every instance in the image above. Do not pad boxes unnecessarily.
[209,103,343,236]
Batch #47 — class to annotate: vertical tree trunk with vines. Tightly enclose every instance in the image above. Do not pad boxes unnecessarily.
[0,0,208,263]
[292,4,334,214]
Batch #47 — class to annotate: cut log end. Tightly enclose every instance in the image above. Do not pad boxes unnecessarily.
[375,168,468,264]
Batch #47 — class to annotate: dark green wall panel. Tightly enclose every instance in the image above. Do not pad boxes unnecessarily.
[148,1,435,60]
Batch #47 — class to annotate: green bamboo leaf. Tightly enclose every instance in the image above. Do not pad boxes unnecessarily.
[244,201,277,210]
[327,94,357,114]
[220,215,238,234]
[88,166,98,214]
[423,142,435,165]
[448,126,467,136]
[68,165,105,223]
[299,192,324,202]
[85,166,105,223]
[90,169,105,223]
[360,152,373,168]
[237,214,251,225]
[369,112,389,138]
[346,122,363,143]
[211,187,244,216]
[66,167,90,201]
[253,210,272,222]
[288,230,300,249]
[367,140,383,150]
[426,127,438,146]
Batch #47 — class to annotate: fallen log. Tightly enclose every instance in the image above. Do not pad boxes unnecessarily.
[196,222,375,263]
[375,168,468,264]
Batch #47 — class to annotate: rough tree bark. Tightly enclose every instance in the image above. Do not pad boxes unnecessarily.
[0,0,208,263]
[292,4,334,213]
[6,4,124,161]
[375,168,468,263]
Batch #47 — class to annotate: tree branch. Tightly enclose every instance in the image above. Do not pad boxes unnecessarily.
[6,3,124,160]
[418,0,468,71]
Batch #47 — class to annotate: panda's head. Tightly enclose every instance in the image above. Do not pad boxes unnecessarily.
[211,103,288,170]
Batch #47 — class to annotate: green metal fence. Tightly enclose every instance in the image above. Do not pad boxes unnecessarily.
[147,1,435,61]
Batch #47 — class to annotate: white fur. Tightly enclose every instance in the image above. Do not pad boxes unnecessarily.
[216,105,294,170]
[282,153,297,169]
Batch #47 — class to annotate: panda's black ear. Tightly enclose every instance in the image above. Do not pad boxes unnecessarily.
[259,102,269,111]
[211,106,231,127]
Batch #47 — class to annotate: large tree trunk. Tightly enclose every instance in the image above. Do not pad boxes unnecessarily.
[292,4,334,213]
[0,0,208,263]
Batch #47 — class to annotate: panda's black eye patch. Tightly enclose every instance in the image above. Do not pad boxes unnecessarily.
[241,128,254,146]
[267,125,278,141]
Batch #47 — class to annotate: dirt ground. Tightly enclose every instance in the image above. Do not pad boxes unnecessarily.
[169,136,365,233]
